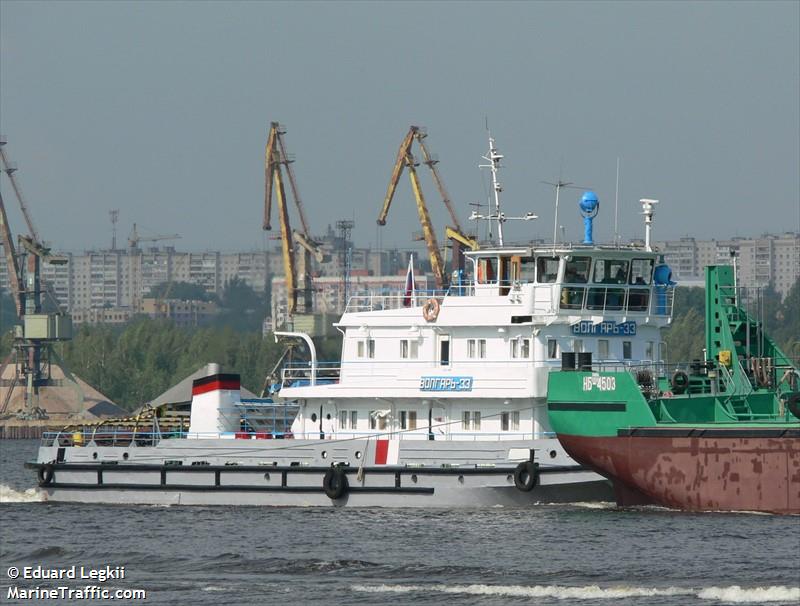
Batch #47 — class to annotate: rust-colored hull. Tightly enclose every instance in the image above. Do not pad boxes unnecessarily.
[558,433,800,514]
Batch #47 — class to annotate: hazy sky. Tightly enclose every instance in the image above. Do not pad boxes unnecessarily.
[1,1,798,253]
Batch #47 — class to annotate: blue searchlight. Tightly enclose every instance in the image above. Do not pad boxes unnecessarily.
[579,191,599,245]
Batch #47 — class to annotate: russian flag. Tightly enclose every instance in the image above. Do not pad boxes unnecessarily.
[403,254,415,307]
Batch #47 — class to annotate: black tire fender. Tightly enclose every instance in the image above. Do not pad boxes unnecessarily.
[323,466,349,500]
[671,370,689,395]
[513,461,539,492]
[37,464,54,487]
[787,394,800,420]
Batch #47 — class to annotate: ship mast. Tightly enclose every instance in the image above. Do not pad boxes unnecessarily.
[473,133,536,246]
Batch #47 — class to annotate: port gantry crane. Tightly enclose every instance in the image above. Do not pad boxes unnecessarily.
[263,122,326,321]
[0,140,74,420]
[377,126,477,290]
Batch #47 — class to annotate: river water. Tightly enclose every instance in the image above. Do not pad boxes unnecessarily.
[1,439,798,605]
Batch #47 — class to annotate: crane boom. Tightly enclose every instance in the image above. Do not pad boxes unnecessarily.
[276,130,311,235]
[376,127,418,226]
[273,163,297,315]
[416,137,462,233]
[263,125,278,231]
[406,156,445,288]
[0,142,40,243]
[0,190,23,317]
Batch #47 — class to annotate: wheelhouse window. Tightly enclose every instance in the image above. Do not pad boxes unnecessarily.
[564,256,591,283]
[629,258,654,285]
[477,257,498,284]
[537,257,559,283]
[520,257,536,282]
[593,259,630,284]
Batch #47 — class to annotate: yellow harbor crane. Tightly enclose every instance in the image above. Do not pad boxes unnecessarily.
[263,122,327,320]
[377,126,477,289]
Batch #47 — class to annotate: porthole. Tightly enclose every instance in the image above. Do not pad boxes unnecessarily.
[123,452,129,460]
[458,475,465,484]
[92,452,98,460]
[354,451,362,460]
[264,472,271,481]
[311,413,318,422]
[321,451,328,459]
[549,450,557,459]
[411,474,418,484]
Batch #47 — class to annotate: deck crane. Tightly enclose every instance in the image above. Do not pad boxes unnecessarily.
[376,126,477,289]
[263,122,327,319]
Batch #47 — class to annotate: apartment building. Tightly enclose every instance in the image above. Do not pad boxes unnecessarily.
[655,233,800,298]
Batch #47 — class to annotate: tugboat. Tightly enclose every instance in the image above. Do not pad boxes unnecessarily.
[28,135,677,507]
[547,264,800,514]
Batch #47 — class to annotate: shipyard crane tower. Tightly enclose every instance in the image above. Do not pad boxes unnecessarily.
[377,126,477,289]
[0,141,75,420]
[263,122,328,328]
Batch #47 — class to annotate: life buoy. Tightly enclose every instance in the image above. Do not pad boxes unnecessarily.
[323,466,349,500]
[787,394,800,420]
[422,298,440,322]
[671,370,689,395]
[37,464,54,487]
[513,461,539,492]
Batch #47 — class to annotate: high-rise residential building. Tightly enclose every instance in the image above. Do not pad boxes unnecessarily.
[655,233,799,298]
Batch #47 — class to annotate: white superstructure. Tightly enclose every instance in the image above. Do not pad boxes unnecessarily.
[281,244,674,450]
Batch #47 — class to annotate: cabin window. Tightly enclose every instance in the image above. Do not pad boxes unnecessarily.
[439,335,451,366]
[370,411,387,431]
[338,410,358,430]
[573,338,584,353]
[623,341,632,360]
[547,339,559,359]
[537,257,559,283]
[645,341,655,361]
[511,338,530,359]
[501,412,510,431]
[512,411,520,431]
[629,258,654,285]
[400,410,417,430]
[467,338,486,359]
[477,257,498,283]
[520,257,536,282]
[598,339,609,359]
[358,339,375,358]
[400,339,418,359]
[564,256,591,283]
[461,411,481,431]
[593,259,629,284]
